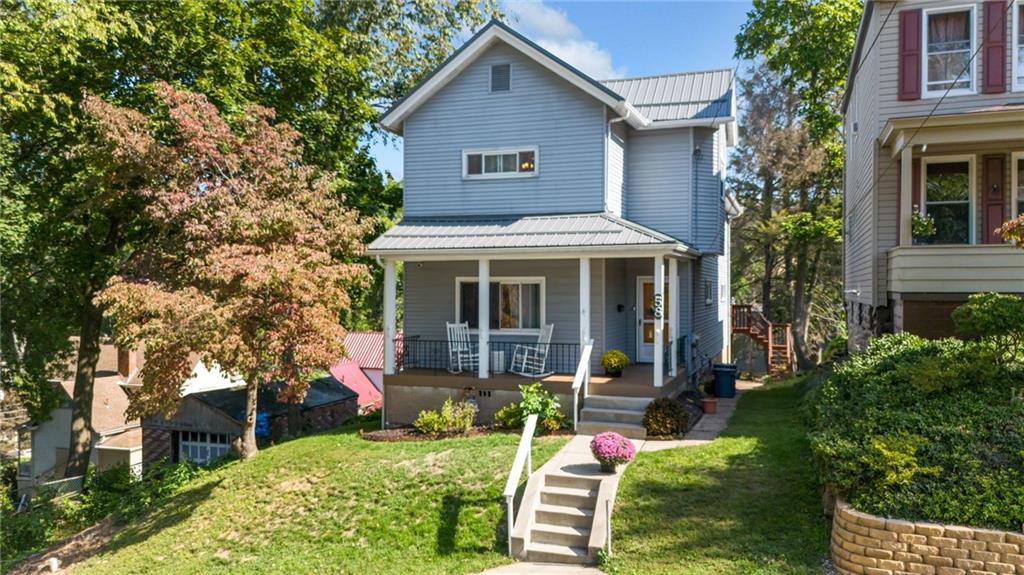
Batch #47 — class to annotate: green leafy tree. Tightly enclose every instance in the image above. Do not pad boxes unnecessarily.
[1,0,494,473]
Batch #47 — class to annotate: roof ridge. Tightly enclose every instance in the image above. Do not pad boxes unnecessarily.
[600,67,735,83]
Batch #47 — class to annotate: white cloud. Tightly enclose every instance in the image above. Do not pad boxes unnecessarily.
[502,0,627,80]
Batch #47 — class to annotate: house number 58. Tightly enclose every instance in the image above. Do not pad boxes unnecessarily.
[652,293,663,320]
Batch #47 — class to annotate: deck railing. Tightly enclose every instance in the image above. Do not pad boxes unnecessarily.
[571,339,594,431]
[394,338,580,376]
[503,413,538,555]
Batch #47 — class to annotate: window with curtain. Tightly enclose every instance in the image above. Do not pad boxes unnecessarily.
[1016,3,1024,89]
[458,279,542,331]
[925,8,973,94]
[922,161,971,244]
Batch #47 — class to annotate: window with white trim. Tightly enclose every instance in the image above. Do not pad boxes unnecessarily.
[456,277,543,332]
[463,148,537,179]
[179,431,232,465]
[921,158,973,245]
[1013,152,1024,218]
[923,6,975,96]
[1015,1,1024,90]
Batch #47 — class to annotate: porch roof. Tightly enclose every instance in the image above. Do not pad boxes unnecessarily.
[366,212,699,259]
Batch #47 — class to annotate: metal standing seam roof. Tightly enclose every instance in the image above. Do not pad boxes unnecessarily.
[601,68,735,122]
[366,213,696,253]
[341,331,385,370]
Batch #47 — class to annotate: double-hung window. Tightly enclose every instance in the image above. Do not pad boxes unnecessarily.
[456,277,543,332]
[921,158,973,245]
[1013,152,1024,219]
[463,148,538,179]
[1015,1,1024,90]
[923,6,975,97]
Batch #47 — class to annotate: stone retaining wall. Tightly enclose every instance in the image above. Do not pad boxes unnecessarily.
[832,500,1024,575]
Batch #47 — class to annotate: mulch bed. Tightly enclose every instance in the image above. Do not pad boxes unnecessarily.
[359,425,573,442]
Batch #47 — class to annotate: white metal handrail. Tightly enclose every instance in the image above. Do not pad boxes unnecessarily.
[571,339,594,431]
[503,413,538,556]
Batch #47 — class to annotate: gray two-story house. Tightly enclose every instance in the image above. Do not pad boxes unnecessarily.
[366,20,739,433]
[843,0,1024,349]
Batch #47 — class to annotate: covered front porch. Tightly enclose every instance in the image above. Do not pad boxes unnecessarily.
[367,213,703,426]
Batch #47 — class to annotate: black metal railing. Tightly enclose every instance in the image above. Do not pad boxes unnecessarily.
[395,337,580,377]
[661,336,690,375]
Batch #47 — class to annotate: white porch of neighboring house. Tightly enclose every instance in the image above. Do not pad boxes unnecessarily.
[368,213,714,427]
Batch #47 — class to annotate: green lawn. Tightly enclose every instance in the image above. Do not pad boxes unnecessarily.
[67,427,566,575]
[606,377,831,575]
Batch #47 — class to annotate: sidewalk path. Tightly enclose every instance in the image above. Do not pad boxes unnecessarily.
[640,379,762,452]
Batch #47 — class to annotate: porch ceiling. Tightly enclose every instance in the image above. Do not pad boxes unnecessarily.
[366,212,699,260]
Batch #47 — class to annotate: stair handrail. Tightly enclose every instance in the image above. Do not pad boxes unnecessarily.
[571,339,595,432]
[503,412,539,556]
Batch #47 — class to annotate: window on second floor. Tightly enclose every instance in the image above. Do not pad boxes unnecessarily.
[923,6,975,97]
[463,148,537,179]
[920,158,973,245]
[1015,1,1024,90]
[490,64,511,92]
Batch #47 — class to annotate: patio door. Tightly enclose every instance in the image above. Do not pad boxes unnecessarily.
[636,277,669,363]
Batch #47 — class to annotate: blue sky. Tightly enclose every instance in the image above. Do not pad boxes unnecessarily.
[369,0,753,180]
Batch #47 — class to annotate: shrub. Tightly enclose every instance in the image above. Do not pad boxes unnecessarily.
[643,398,689,437]
[600,349,629,374]
[540,412,566,434]
[951,293,1024,360]
[805,332,1024,530]
[413,398,475,436]
[518,383,561,425]
[494,403,522,429]
[589,432,635,468]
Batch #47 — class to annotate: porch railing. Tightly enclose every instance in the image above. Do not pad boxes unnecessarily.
[394,338,580,376]
[661,336,689,376]
[503,413,538,555]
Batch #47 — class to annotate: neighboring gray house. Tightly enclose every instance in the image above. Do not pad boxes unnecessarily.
[366,20,739,433]
[843,0,1024,349]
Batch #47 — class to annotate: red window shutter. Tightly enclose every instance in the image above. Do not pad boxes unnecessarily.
[982,1,1007,94]
[898,9,922,101]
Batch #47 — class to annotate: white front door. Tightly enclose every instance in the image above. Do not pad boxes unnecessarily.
[636,277,669,363]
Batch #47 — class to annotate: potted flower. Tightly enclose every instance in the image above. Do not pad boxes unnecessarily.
[700,381,718,414]
[590,431,636,473]
[600,349,629,377]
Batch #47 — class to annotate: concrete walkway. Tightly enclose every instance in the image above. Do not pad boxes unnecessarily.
[476,380,762,574]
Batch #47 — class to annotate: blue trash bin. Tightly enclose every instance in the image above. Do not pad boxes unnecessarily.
[712,363,738,398]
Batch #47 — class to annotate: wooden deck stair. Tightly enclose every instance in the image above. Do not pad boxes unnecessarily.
[731,305,793,375]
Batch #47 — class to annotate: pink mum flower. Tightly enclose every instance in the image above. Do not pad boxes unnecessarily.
[590,432,636,467]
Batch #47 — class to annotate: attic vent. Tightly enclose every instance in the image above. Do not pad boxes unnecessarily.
[490,64,510,92]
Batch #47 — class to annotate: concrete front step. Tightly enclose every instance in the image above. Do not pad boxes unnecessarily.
[577,420,647,440]
[524,542,590,564]
[584,395,653,411]
[534,503,594,528]
[540,485,597,508]
[544,473,602,491]
[580,406,645,425]
[530,523,591,547]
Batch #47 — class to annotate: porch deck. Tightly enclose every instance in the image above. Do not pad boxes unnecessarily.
[385,364,688,399]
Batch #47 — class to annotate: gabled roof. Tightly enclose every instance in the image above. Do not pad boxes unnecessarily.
[601,68,735,125]
[329,360,382,408]
[366,212,699,257]
[379,19,736,141]
[189,376,357,423]
[380,19,648,133]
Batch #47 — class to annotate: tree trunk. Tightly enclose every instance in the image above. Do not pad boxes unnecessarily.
[287,402,302,438]
[240,377,259,459]
[760,175,774,318]
[791,240,816,371]
[64,294,103,478]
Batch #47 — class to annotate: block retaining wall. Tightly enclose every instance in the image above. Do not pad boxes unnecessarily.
[832,500,1024,575]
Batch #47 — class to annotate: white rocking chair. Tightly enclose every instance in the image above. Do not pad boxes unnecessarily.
[446,322,478,374]
[510,324,555,378]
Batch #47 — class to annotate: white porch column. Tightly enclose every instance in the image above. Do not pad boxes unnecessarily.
[899,145,913,246]
[478,258,490,379]
[653,256,665,388]
[579,257,591,347]
[383,259,397,376]
[668,258,679,378]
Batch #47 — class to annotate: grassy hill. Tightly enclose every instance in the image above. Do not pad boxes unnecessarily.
[61,426,566,574]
